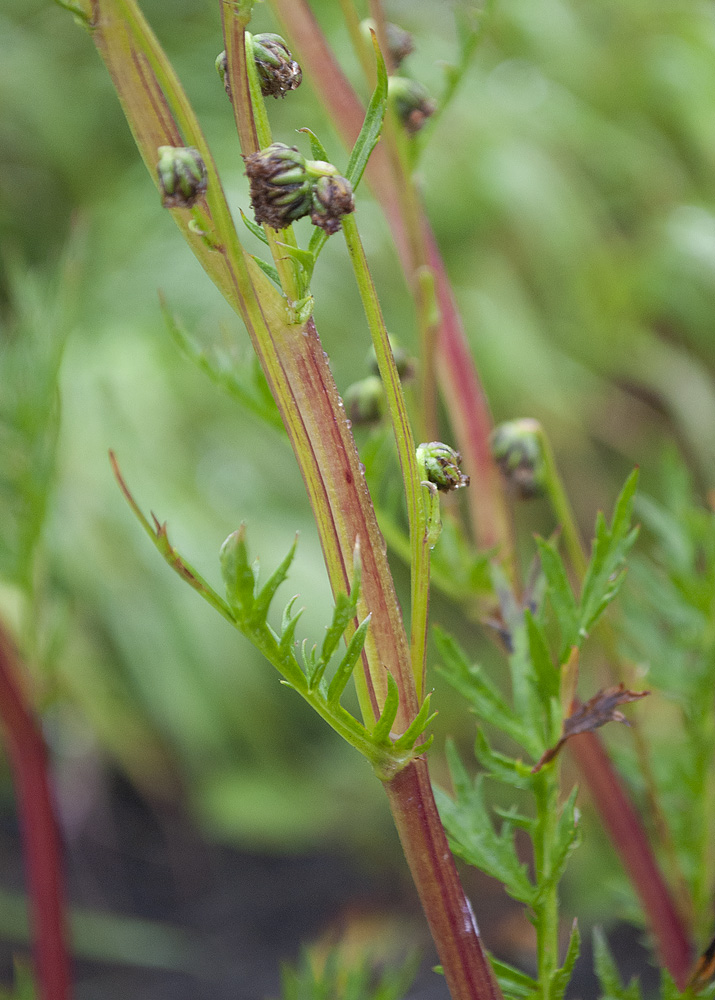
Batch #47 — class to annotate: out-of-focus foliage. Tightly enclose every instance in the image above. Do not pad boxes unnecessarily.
[616,453,715,935]
[274,947,418,1000]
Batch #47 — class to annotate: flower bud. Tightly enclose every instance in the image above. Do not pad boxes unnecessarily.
[417,442,470,492]
[252,33,302,98]
[310,173,355,235]
[157,146,208,209]
[490,419,546,499]
[360,19,414,69]
[244,143,314,230]
[344,375,384,426]
[367,337,415,382]
[385,22,415,68]
[388,76,436,134]
[244,144,355,233]
[215,50,231,99]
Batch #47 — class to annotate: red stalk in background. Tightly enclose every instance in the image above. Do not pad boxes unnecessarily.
[0,620,71,1000]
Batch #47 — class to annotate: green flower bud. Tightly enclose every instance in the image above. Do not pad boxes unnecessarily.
[344,375,385,426]
[490,419,546,499]
[417,442,469,492]
[215,50,231,99]
[367,337,415,382]
[310,173,355,235]
[388,76,436,134]
[252,33,302,98]
[157,146,208,209]
[360,19,415,69]
[243,143,314,230]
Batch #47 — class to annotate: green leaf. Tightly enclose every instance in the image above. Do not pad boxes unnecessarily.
[537,787,580,900]
[490,956,538,1000]
[436,766,536,905]
[220,525,258,616]
[392,692,437,751]
[474,729,534,789]
[548,920,580,1000]
[298,126,331,163]
[372,673,400,745]
[252,535,299,624]
[434,628,529,747]
[327,615,371,705]
[525,609,559,702]
[579,471,639,639]
[593,928,642,1000]
[278,598,304,661]
[250,254,281,286]
[344,33,388,192]
[274,240,315,276]
[536,537,579,661]
[240,207,270,245]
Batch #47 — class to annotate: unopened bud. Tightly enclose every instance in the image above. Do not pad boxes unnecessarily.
[344,375,384,425]
[244,143,313,230]
[252,33,302,98]
[490,419,546,499]
[367,337,415,382]
[360,19,415,69]
[157,146,208,209]
[388,76,436,134]
[215,50,231,98]
[417,442,469,492]
[310,173,355,235]
[385,22,415,68]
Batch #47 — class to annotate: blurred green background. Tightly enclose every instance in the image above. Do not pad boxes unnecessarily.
[1,0,715,992]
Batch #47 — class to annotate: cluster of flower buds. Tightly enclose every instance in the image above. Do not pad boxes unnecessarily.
[244,143,355,235]
[388,76,436,134]
[156,146,208,209]
[216,33,301,102]
[490,419,546,499]
[417,442,470,492]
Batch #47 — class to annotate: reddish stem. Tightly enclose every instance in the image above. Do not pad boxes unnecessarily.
[385,759,503,1000]
[570,731,692,987]
[0,620,71,1000]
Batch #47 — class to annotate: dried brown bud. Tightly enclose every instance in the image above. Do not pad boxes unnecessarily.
[252,33,302,98]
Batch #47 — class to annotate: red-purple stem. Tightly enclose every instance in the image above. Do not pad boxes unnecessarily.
[0,620,71,1000]
[386,759,503,1000]
[570,731,692,987]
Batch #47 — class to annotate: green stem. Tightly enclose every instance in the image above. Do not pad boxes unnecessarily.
[532,422,587,580]
[341,211,430,702]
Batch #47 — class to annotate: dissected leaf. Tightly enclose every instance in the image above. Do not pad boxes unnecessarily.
[434,628,529,747]
[548,920,580,1000]
[435,766,536,905]
[532,685,649,772]
[593,928,643,1000]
